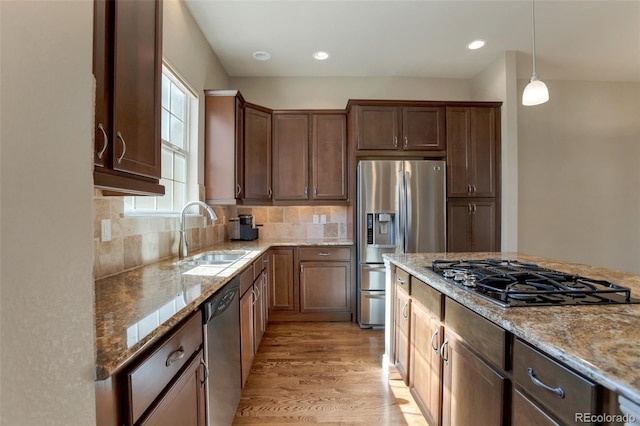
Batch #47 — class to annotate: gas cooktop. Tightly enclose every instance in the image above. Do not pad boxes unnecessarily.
[430,259,640,307]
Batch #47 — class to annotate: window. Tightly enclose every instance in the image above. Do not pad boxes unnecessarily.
[125,64,197,213]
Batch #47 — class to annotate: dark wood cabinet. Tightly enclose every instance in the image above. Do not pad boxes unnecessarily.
[272,112,347,202]
[299,261,351,313]
[446,106,498,198]
[204,90,244,204]
[269,248,296,313]
[512,388,560,426]
[93,0,164,196]
[351,103,445,152]
[409,278,444,426]
[441,330,507,426]
[239,283,254,387]
[138,350,206,426]
[447,199,497,252]
[243,105,272,203]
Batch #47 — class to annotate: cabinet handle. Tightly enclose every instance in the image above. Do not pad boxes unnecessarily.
[527,368,565,398]
[439,338,449,365]
[396,277,406,285]
[313,187,317,197]
[304,187,308,197]
[467,184,472,195]
[268,188,272,198]
[404,136,408,148]
[300,264,304,276]
[401,302,408,320]
[472,184,477,194]
[236,184,242,197]
[96,123,108,159]
[318,252,330,256]
[116,131,127,164]
[430,328,440,353]
[472,203,477,214]
[166,346,185,367]
[199,358,209,386]
[467,204,472,214]
[393,136,398,148]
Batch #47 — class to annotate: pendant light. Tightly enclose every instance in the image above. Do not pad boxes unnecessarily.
[522,0,549,106]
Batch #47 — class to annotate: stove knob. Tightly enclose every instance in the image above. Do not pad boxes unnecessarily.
[464,275,477,288]
[443,269,455,278]
[453,272,466,282]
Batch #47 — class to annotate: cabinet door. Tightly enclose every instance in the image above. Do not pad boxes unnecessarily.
[512,388,560,426]
[447,200,497,252]
[273,114,309,201]
[441,330,507,426]
[93,0,110,169]
[355,106,399,150]
[394,287,411,384]
[312,114,348,200]
[111,0,162,179]
[240,289,255,387]
[402,106,445,151]
[244,106,272,202]
[269,248,295,311]
[139,351,206,426]
[410,302,443,426]
[299,261,350,312]
[446,107,497,197]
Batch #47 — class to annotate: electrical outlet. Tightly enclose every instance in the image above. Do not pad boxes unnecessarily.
[320,214,327,224]
[101,219,112,242]
[313,214,319,224]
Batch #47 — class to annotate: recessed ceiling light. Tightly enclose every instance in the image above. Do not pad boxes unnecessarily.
[467,40,486,50]
[252,51,271,61]
[312,51,330,60]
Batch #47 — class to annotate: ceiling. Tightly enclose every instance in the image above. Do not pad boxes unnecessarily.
[183,0,640,82]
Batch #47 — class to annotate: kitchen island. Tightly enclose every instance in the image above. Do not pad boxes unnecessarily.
[383,252,640,424]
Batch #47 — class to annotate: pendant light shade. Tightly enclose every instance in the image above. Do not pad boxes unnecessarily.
[522,0,549,106]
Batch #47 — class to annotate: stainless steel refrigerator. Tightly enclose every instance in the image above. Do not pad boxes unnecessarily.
[357,160,446,328]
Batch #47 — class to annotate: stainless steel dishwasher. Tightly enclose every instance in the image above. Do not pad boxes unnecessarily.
[202,277,241,426]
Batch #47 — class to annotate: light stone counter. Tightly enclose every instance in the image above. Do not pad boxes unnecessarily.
[383,252,640,406]
[94,238,352,380]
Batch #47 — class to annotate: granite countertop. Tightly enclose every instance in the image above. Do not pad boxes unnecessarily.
[383,252,640,405]
[94,238,353,380]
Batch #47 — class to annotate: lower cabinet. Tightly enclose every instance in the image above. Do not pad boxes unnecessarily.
[441,329,507,426]
[394,284,411,384]
[239,282,255,388]
[138,349,206,426]
[269,246,353,322]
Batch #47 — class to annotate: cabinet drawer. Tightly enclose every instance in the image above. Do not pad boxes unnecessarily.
[410,276,443,320]
[125,310,203,425]
[239,265,255,296]
[513,339,599,426]
[298,246,351,261]
[444,298,506,370]
[395,267,410,294]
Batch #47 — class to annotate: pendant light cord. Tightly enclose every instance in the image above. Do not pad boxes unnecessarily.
[531,0,538,77]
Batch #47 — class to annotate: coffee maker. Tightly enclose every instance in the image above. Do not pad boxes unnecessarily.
[229,215,259,240]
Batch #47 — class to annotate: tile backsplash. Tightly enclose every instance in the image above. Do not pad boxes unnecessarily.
[93,191,352,280]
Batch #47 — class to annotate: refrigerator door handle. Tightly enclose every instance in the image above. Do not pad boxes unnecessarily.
[404,170,411,253]
[397,169,405,254]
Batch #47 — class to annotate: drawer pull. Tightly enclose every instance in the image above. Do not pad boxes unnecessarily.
[200,358,209,386]
[397,278,406,285]
[401,302,408,320]
[430,328,440,353]
[318,252,330,256]
[527,368,565,398]
[165,346,185,367]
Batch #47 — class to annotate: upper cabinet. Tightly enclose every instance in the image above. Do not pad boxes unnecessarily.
[446,106,499,198]
[243,105,273,203]
[349,102,445,152]
[204,90,245,204]
[93,0,165,196]
[272,112,348,203]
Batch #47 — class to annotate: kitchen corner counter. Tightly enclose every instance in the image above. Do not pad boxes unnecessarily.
[383,252,640,406]
[94,238,352,380]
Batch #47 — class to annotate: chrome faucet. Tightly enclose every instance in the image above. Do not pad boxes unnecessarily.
[179,201,218,258]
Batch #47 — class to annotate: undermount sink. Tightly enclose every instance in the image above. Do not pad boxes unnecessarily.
[179,250,246,266]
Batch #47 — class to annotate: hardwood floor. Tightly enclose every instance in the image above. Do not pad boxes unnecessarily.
[234,322,428,425]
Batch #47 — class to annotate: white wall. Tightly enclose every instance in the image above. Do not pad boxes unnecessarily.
[0,1,96,425]
[229,76,472,109]
[163,0,230,196]
[471,51,519,252]
[518,80,640,274]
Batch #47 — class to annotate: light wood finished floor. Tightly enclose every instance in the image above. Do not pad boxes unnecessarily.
[233,322,428,425]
